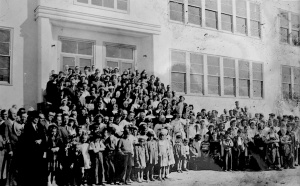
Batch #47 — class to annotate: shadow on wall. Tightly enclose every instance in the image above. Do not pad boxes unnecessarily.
[20,0,38,110]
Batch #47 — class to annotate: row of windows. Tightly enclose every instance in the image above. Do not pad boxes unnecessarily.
[169,0,261,37]
[75,0,128,12]
[280,11,300,46]
[170,50,263,98]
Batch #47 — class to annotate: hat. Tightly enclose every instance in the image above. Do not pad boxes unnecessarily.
[160,129,168,135]
[129,125,138,130]
[146,114,156,119]
[175,132,182,138]
[81,74,86,77]
[146,130,155,137]
[166,114,173,119]
[269,113,275,116]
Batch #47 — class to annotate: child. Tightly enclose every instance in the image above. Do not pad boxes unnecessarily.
[200,134,211,169]
[182,138,190,171]
[158,129,169,181]
[280,127,293,169]
[78,134,91,185]
[265,126,281,170]
[210,132,221,165]
[134,137,148,183]
[145,131,158,182]
[46,125,63,186]
[222,133,233,171]
[233,129,246,171]
[173,133,184,173]
[89,132,106,186]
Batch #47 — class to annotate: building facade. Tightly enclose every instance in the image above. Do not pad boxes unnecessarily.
[0,0,300,116]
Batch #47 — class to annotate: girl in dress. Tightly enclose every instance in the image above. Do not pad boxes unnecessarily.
[134,137,148,183]
[145,131,158,182]
[157,129,169,181]
[78,134,91,185]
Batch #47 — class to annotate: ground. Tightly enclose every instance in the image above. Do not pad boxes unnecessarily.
[131,168,300,186]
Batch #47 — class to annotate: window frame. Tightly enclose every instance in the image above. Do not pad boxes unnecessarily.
[74,0,130,14]
[170,49,264,99]
[0,27,13,86]
[281,65,300,100]
[169,0,185,23]
[104,42,136,74]
[235,0,247,35]
[220,0,233,33]
[187,0,202,26]
[59,37,95,72]
[279,9,300,47]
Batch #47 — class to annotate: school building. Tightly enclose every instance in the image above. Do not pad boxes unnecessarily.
[0,0,300,115]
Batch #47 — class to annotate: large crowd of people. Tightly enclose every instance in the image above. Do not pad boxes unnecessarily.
[0,65,299,186]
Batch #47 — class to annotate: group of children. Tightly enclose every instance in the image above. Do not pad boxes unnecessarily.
[0,66,299,186]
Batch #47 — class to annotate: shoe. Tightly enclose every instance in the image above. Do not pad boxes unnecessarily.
[124,182,131,185]
[290,166,296,169]
[180,170,183,173]
[183,169,188,171]
[150,178,155,181]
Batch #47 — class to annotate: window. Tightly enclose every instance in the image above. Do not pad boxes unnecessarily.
[223,58,236,96]
[170,0,185,23]
[291,14,300,46]
[0,28,12,84]
[252,62,263,98]
[60,38,94,72]
[105,43,135,74]
[282,66,292,99]
[221,0,233,32]
[250,3,261,37]
[205,0,218,29]
[75,0,129,12]
[236,0,247,35]
[239,60,250,97]
[207,56,220,95]
[280,11,289,43]
[294,67,300,99]
[190,53,204,94]
[188,0,202,26]
[170,50,264,98]
[171,51,186,93]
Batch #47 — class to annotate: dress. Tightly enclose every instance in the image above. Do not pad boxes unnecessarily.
[158,140,169,167]
[79,143,91,169]
[134,145,148,169]
[167,136,175,165]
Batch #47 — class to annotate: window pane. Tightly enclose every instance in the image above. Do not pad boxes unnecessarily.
[223,58,235,68]
[253,63,263,80]
[208,66,220,76]
[282,74,291,83]
[172,72,186,92]
[78,42,93,55]
[117,0,127,11]
[121,62,132,73]
[292,14,300,29]
[107,61,119,69]
[170,2,184,22]
[282,66,291,75]
[250,3,260,21]
[208,76,219,84]
[282,83,292,99]
[207,56,219,66]
[208,76,220,95]
[294,68,300,85]
[224,68,235,77]
[221,0,232,15]
[0,29,10,43]
[79,58,92,68]
[0,56,10,69]
[190,74,203,94]
[0,43,9,55]
[250,20,260,37]
[106,46,120,58]
[172,63,186,72]
[239,79,249,97]
[292,31,300,46]
[62,40,77,54]
[221,14,232,32]
[224,77,235,96]
[294,84,300,99]
[172,51,186,63]
[236,17,247,34]
[239,60,249,70]
[236,0,246,17]
[77,0,88,3]
[62,57,76,67]
[103,0,114,8]
[120,47,133,60]
[205,0,217,10]
[188,6,201,25]
[280,28,289,43]
[191,64,203,74]
[253,80,263,98]
[91,0,102,6]
[0,69,10,82]
[190,53,203,65]
[280,12,289,28]
[188,0,201,7]
[205,10,217,29]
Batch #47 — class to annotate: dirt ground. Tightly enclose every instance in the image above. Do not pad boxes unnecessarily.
[131,168,300,186]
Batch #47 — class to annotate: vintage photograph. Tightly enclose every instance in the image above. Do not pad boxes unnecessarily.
[0,0,300,185]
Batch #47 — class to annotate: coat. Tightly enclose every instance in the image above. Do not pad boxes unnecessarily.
[146,140,158,165]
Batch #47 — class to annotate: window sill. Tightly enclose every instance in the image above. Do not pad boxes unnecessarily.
[0,82,12,86]
[176,92,263,100]
[74,1,129,15]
